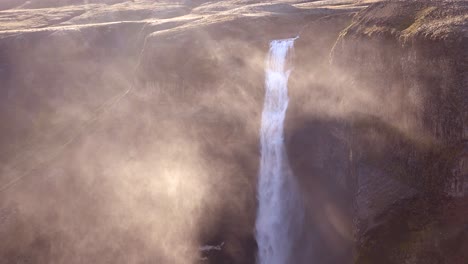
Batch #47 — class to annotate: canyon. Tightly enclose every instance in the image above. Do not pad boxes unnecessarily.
[0,0,466,263]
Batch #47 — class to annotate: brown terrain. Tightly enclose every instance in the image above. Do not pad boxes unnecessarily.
[0,0,466,264]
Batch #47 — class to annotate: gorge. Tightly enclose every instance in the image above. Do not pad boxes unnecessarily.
[0,0,466,264]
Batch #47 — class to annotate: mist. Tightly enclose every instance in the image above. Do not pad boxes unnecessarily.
[0,0,467,264]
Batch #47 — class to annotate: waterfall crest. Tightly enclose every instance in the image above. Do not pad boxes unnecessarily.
[255,38,304,264]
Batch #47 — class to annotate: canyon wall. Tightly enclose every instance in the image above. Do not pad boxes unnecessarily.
[0,1,466,264]
[288,1,467,263]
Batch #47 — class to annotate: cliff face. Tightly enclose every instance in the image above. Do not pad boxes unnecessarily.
[0,1,466,264]
[333,0,467,143]
[326,1,468,263]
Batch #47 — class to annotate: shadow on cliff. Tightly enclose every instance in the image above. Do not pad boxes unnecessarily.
[285,117,354,264]
[285,112,466,264]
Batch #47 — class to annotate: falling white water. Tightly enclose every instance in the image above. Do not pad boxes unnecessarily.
[255,38,304,264]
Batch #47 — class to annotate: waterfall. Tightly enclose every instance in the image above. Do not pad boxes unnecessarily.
[255,38,303,264]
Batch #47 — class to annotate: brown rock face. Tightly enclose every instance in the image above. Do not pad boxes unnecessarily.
[324,1,468,263]
[0,0,466,264]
